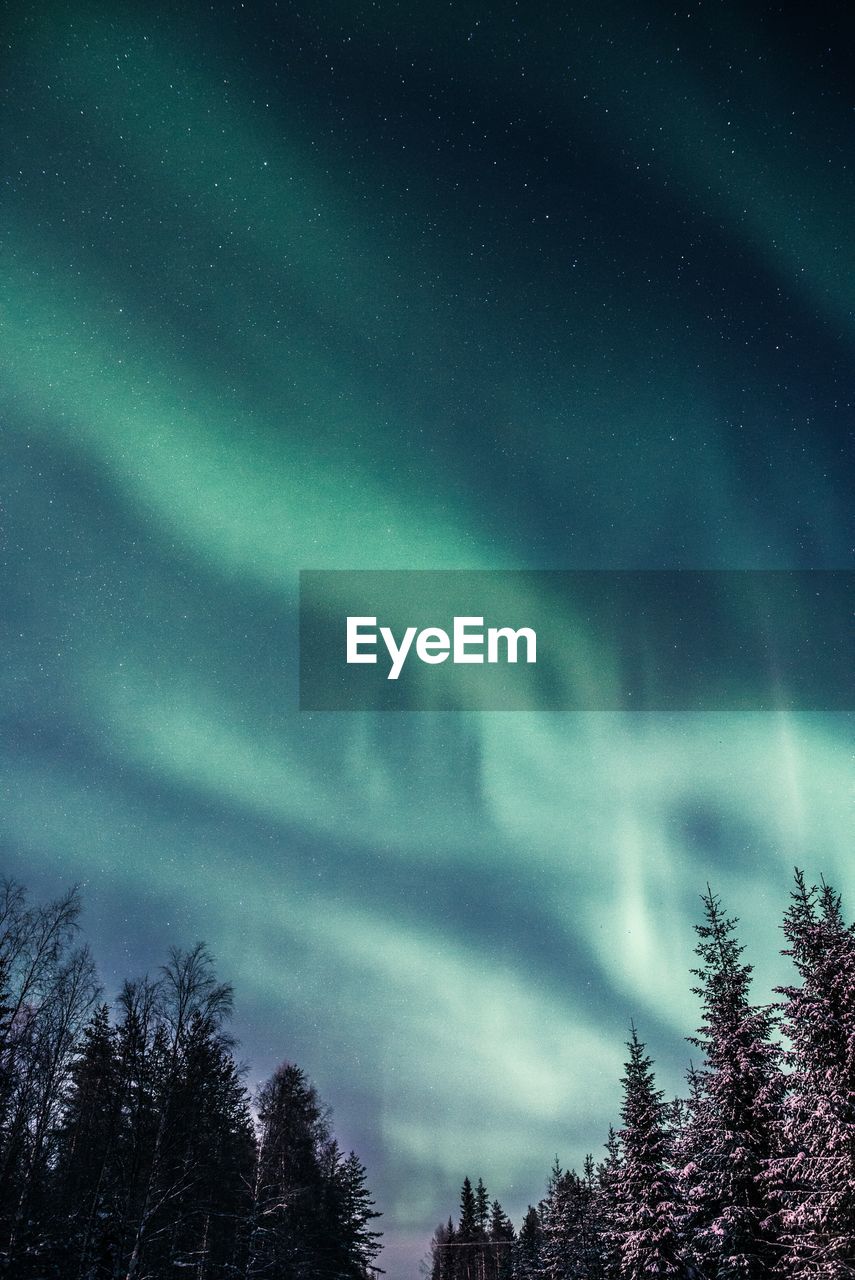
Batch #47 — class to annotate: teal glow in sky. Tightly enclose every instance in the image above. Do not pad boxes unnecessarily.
[2,2,852,1272]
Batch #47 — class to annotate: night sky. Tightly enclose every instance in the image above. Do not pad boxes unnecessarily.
[2,1,853,1273]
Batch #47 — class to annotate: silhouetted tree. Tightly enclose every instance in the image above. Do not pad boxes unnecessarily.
[0,878,383,1280]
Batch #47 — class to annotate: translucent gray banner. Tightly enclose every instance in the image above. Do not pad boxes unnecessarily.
[299,571,853,711]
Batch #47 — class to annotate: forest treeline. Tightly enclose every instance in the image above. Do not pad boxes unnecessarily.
[428,870,855,1280]
[0,878,382,1279]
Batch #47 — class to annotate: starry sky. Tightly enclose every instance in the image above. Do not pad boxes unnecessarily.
[2,1,853,1273]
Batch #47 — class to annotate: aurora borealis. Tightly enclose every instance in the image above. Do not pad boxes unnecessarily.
[2,0,853,1272]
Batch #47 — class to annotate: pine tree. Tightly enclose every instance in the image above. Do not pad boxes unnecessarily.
[614,1027,682,1278]
[678,888,782,1278]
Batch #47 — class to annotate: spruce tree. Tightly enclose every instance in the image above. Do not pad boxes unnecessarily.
[470,1178,490,1280]
[431,1218,458,1280]
[678,888,782,1278]
[488,1199,514,1280]
[539,1157,574,1280]
[156,1008,255,1276]
[765,872,855,1278]
[246,1061,331,1276]
[458,1177,478,1241]
[51,1001,121,1275]
[475,1177,490,1237]
[578,1154,605,1280]
[596,1127,623,1280]
[333,1149,384,1277]
[431,1217,457,1280]
[539,1158,601,1280]
[457,1177,479,1280]
[514,1205,542,1280]
[614,1027,682,1278]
